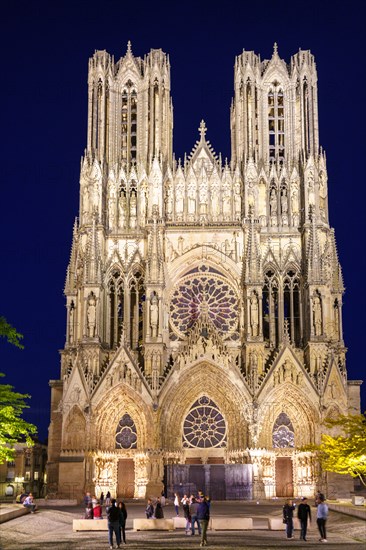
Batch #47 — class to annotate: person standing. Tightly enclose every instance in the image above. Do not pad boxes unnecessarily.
[316,496,328,542]
[118,501,128,545]
[107,498,121,549]
[155,497,164,518]
[283,499,296,539]
[105,491,111,512]
[174,492,180,516]
[100,492,104,507]
[182,494,191,534]
[189,497,201,536]
[197,496,210,547]
[297,497,311,541]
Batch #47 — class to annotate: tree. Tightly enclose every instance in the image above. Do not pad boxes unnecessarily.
[0,316,24,349]
[0,374,37,463]
[308,413,366,486]
[0,317,37,463]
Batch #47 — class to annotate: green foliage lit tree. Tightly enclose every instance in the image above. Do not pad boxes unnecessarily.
[307,413,366,486]
[0,316,24,349]
[0,317,37,463]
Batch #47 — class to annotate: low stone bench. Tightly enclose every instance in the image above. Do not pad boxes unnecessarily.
[172,516,188,529]
[133,518,174,531]
[0,505,30,524]
[268,517,300,530]
[211,517,253,530]
[73,519,108,531]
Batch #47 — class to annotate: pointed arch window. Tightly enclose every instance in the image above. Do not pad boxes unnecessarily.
[121,80,137,165]
[183,396,227,448]
[263,269,279,347]
[108,270,124,348]
[272,412,295,448]
[268,84,285,160]
[115,413,137,449]
[303,79,310,155]
[283,269,301,346]
[129,270,145,351]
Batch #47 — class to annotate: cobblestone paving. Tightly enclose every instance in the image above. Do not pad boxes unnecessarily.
[1,503,365,550]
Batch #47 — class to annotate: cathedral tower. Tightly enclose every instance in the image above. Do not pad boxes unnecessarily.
[47,44,361,501]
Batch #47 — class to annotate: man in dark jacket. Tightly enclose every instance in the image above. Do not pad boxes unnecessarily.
[107,499,121,549]
[197,497,210,547]
[297,497,312,541]
[283,499,296,539]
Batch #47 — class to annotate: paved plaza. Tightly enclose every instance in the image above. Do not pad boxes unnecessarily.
[0,501,365,550]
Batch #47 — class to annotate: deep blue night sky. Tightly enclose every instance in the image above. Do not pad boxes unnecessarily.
[0,0,365,441]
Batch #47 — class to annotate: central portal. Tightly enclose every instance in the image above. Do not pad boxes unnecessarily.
[117,458,135,498]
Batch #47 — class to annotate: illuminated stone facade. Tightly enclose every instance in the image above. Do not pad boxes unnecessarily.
[47,43,361,501]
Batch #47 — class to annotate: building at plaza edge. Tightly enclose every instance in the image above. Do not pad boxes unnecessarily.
[47,42,362,501]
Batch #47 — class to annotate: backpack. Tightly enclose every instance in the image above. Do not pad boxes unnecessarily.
[108,505,119,522]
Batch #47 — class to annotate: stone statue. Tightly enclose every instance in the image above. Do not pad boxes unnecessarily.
[69,306,74,343]
[270,188,277,215]
[118,194,126,228]
[313,295,322,336]
[281,188,288,213]
[87,294,96,337]
[250,293,259,337]
[150,294,159,337]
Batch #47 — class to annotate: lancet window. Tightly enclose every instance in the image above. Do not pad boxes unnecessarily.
[92,79,103,152]
[272,412,295,448]
[283,269,301,346]
[121,80,137,165]
[262,269,279,347]
[268,85,285,160]
[115,413,137,449]
[303,79,310,155]
[183,396,227,448]
[104,83,110,159]
[128,270,145,351]
[108,270,124,348]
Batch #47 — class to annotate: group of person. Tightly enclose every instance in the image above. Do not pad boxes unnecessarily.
[145,496,165,519]
[83,491,127,548]
[283,491,329,542]
[180,492,211,547]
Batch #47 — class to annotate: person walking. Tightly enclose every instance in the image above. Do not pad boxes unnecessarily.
[283,499,296,539]
[107,498,121,549]
[197,496,210,547]
[118,501,128,545]
[189,497,201,536]
[316,496,329,542]
[174,492,180,516]
[297,497,311,541]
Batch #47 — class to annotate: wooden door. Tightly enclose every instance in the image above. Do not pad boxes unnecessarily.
[275,457,293,497]
[117,458,135,498]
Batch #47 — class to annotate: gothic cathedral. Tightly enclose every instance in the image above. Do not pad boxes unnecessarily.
[47,43,362,501]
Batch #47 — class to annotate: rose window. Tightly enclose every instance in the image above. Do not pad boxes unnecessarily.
[272,412,295,448]
[183,396,227,448]
[115,413,137,449]
[169,266,238,339]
